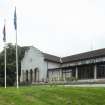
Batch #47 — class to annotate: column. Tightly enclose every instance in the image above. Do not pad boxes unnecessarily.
[22,70,24,82]
[76,66,78,79]
[58,70,61,81]
[32,70,35,83]
[24,71,26,82]
[49,71,51,82]
[20,70,23,82]
[28,70,30,83]
[59,69,62,81]
[94,64,97,80]
[36,70,38,82]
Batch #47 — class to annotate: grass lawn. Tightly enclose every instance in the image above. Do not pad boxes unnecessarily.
[0,85,105,105]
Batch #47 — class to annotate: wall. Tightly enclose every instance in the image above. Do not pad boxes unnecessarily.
[62,57,105,67]
[47,61,60,69]
[20,46,47,82]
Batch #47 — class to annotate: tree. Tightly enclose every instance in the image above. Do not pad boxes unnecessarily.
[0,43,28,86]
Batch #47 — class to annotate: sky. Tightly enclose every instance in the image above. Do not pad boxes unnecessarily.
[0,0,105,57]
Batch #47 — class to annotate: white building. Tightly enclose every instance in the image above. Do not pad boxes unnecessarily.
[20,46,61,83]
[20,46,105,84]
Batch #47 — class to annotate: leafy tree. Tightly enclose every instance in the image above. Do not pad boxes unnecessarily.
[0,43,28,86]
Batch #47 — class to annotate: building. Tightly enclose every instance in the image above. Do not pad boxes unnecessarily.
[20,46,60,83]
[20,46,105,84]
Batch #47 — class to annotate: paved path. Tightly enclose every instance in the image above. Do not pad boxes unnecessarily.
[64,84,105,87]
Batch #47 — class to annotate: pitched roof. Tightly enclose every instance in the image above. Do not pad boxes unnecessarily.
[62,48,105,63]
[43,53,61,63]
[22,46,105,63]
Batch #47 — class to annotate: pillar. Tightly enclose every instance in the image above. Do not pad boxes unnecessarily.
[28,70,30,82]
[24,71,27,82]
[32,70,35,83]
[76,66,78,79]
[36,70,38,82]
[59,69,62,81]
[22,70,24,82]
[94,64,97,79]
[20,70,23,82]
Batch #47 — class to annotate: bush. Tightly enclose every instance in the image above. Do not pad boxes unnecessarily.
[65,76,77,82]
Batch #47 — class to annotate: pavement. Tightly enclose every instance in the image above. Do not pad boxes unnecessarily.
[64,84,105,87]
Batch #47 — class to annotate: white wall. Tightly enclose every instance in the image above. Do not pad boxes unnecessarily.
[21,46,47,82]
[47,61,60,69]
[46,61,61,82]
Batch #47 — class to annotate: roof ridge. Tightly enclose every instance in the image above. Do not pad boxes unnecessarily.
[62,48,105,59]
[62,48,105,63]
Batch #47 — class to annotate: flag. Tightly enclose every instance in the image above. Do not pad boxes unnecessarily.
[3,24,6,42]
[14,7,17,30]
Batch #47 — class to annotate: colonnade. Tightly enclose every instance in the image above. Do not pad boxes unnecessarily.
[22,68,39,83]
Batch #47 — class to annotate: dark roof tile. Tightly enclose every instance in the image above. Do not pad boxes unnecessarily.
[62,48,105,63]
[43,53,61,63]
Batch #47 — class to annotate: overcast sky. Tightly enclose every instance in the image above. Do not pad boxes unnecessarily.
[0,0,105,56]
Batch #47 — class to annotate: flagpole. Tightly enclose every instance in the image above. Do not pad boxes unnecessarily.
[14,7,19,88]
[16,25,19,88]
[4,41,6,88]
[3,19,7,88]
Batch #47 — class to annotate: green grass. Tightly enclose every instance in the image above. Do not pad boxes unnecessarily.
[0,86,105,105]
